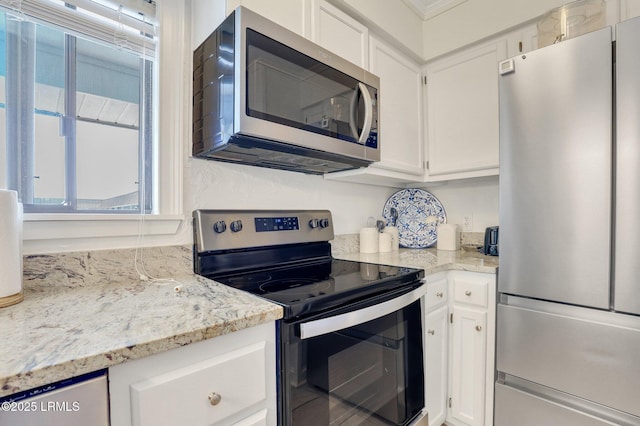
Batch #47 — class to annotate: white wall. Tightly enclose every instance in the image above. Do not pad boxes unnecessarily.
[180,158,397,240]
[426,177,499,232]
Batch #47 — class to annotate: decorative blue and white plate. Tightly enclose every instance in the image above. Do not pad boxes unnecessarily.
[382,189,446,248]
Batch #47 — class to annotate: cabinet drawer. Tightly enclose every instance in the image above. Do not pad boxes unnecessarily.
[232,409,268,426]
[130,342,266,425]
[453,278,488,307]
[425,276,448,311]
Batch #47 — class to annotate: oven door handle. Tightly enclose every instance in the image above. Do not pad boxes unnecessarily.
[299,282,427,340]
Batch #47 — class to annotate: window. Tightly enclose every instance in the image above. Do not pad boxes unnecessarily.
[0,0,155,213]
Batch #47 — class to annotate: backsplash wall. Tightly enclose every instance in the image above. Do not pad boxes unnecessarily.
[425,176,500,232]
[178,159,499,245]
[178,157,397,242]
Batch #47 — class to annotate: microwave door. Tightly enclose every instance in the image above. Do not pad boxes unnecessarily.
[244,28,365,145]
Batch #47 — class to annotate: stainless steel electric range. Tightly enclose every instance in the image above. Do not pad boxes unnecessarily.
[193,210,427,426]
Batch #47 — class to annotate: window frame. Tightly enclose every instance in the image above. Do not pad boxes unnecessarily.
[5,21,154,215]
[18,0,186,253]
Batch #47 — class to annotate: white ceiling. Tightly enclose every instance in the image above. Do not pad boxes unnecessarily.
[401,0,468,20]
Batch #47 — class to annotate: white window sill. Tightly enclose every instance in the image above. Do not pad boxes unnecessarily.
[23,214,186,254]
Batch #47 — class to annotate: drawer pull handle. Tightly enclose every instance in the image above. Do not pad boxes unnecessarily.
[475,325,482,332]
[436,291,443,298]
[208,392,222,406]
[465,290,472,296]
[427,329,435,335]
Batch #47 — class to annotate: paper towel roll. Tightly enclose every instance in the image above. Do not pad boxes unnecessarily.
[378,232,392,253]
[359,227,379,253]
[383,226,399,251]
[437,223,460,251]
[0,190,23,308]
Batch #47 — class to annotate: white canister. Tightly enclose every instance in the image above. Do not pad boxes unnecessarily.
[437,223,460,251]
[383,226,399,251]
[0,190,24,308]
[378,232,392,253]
[359,227,379,254]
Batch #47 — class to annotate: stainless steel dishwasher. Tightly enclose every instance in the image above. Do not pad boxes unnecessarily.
[0,370,109,425]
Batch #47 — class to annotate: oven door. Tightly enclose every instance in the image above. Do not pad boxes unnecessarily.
[279,282,426,426]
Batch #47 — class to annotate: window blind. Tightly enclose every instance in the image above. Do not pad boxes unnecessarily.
[0,0,156,54]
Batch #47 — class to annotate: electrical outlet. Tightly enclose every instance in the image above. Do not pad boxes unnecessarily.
[462,214,473,231]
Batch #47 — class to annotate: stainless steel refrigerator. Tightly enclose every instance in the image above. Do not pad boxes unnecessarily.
[496,16,640,426]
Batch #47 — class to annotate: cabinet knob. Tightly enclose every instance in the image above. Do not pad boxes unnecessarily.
[427,329,435,335]
[475,325,482,332]
[436,291,443,298]
[208,392,222,406]
[465,290,472,296]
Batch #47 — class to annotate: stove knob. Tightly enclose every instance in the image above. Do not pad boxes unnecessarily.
[230,220,243,232]
[213,220,226,233]
[319,218,330,228]
[309,218,319,229]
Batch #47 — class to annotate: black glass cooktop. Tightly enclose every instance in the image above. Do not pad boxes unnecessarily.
[208,258,424,320]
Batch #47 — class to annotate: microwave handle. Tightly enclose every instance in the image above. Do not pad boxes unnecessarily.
[349,82,374,144]
[299,283,426,340]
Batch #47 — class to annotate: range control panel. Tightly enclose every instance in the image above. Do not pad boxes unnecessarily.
[193,209,334,252]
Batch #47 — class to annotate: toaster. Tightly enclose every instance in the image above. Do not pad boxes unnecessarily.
[483,226,499,256]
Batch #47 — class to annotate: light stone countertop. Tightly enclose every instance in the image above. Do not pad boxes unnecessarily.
[334,248,498,275]
[0,238,497,399]
[0,245,283,398]
[331,233,499,275]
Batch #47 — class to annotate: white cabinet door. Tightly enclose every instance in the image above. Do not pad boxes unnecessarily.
[425,39,507,178]
[446,271,496,426]
[425,304,449,426]
[306,0,368,68]
[449,305,487,426]
[130,343,266,426]
[109,322,277,426]
[369,35,424,175]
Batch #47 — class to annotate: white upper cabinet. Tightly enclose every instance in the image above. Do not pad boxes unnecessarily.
[425,39,507,179]
[325,36,426,186]
[506,23,538,58]
[314,2,426,186]
[369,35,425,175]
[305,0,369,68]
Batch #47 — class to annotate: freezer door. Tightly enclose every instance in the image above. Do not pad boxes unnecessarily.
[495,383,619,426]
[499,27,612,309]
[615,17,640,315]
[496,297,640,419]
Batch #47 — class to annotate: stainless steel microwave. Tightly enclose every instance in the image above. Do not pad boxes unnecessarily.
[192,6,380,175]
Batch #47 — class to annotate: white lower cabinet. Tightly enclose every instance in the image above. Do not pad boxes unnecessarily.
[424,273,448,426]
[109,322,277,426]
[449,305,487,426]
[423,271,495,426]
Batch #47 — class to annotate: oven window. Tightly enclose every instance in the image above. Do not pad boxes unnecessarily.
[281,298,424,425]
